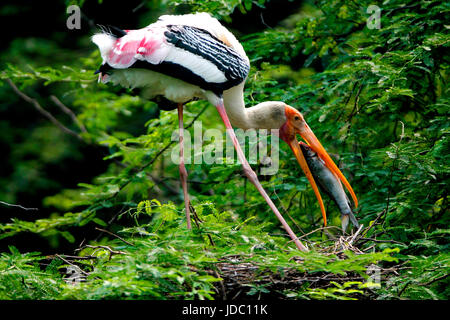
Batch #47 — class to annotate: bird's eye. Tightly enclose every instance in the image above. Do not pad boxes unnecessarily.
[294,116,300,121]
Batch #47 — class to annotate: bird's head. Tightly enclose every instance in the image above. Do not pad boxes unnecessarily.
[279,105,358,225]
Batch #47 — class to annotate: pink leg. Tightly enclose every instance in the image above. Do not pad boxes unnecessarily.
[215,102,308,252]
[178,104,191,229]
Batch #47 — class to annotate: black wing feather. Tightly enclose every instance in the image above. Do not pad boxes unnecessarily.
[164,25,249,87]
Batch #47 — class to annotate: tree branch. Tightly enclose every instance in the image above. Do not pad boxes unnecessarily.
[0,200,38,211]
[94,227,134,246]
[50,95,87,133]
[6,79,83,140]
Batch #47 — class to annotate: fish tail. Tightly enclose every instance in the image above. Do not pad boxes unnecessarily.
[341,214,349,233]
[341,211,360,233]
[348,212,360,228]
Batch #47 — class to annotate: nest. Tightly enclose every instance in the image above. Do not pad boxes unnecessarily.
[212,215,405,299]
[50,210,405,299]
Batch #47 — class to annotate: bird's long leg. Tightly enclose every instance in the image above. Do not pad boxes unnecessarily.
[215,101,308,252]
[177,103,191,229]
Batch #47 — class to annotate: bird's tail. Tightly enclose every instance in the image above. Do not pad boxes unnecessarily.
[92,23,169,70]
[92,25,127,64]
[92,32,117,63]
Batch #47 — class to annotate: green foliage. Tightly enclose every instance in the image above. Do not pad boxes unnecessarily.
[167,0,268,20]
[0,205,399,300]
[0,246,63,299]
[378,253,450,299]
[0,211,96,241]
[0,0,448,300]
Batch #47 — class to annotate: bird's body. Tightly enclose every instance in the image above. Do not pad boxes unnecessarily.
[93,13,248,103]
[92,12,358,252]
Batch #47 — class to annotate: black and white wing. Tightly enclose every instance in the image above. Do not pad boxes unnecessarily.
[92,18,250,95]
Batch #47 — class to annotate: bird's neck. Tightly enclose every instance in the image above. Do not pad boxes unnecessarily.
[222,83,251,129]
[222,84,285,130]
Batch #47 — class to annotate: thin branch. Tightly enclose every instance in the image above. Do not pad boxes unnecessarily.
[361,209,386,237]
[348,224,364,246]
[260,13,273,29]
[55,254,90,276]
[148,174,179,195]
[357,237,406,246]
[347,82,364,120]
[132,1,146,13]
[420,273,450,286]
[75,244,126,255]
[49,254,97,260]
[297,225,342,240]
[272,188,308,238]
[0,200,38,211]
[398,280,412,297]
[94,227,134,246]
[50,95,87,133]
[336,81,358,122]
[75,245,126,260]
[384,121,405,221]
[6,79,82,140]
[157,176,210,184]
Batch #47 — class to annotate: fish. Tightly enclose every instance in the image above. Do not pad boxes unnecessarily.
[299,142,359,232]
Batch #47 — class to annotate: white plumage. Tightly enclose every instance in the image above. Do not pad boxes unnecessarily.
[164,46,228,83]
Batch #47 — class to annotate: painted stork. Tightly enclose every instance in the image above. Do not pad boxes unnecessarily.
[92,12,358,252]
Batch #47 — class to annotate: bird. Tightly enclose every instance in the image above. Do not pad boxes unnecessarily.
[91,12,358,252]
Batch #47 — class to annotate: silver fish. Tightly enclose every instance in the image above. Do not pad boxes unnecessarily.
[299,142,359,232]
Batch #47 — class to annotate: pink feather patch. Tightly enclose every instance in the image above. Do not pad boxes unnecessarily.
[106,28,168,68]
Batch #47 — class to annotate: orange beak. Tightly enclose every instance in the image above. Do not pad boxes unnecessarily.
[281,120,358,226]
